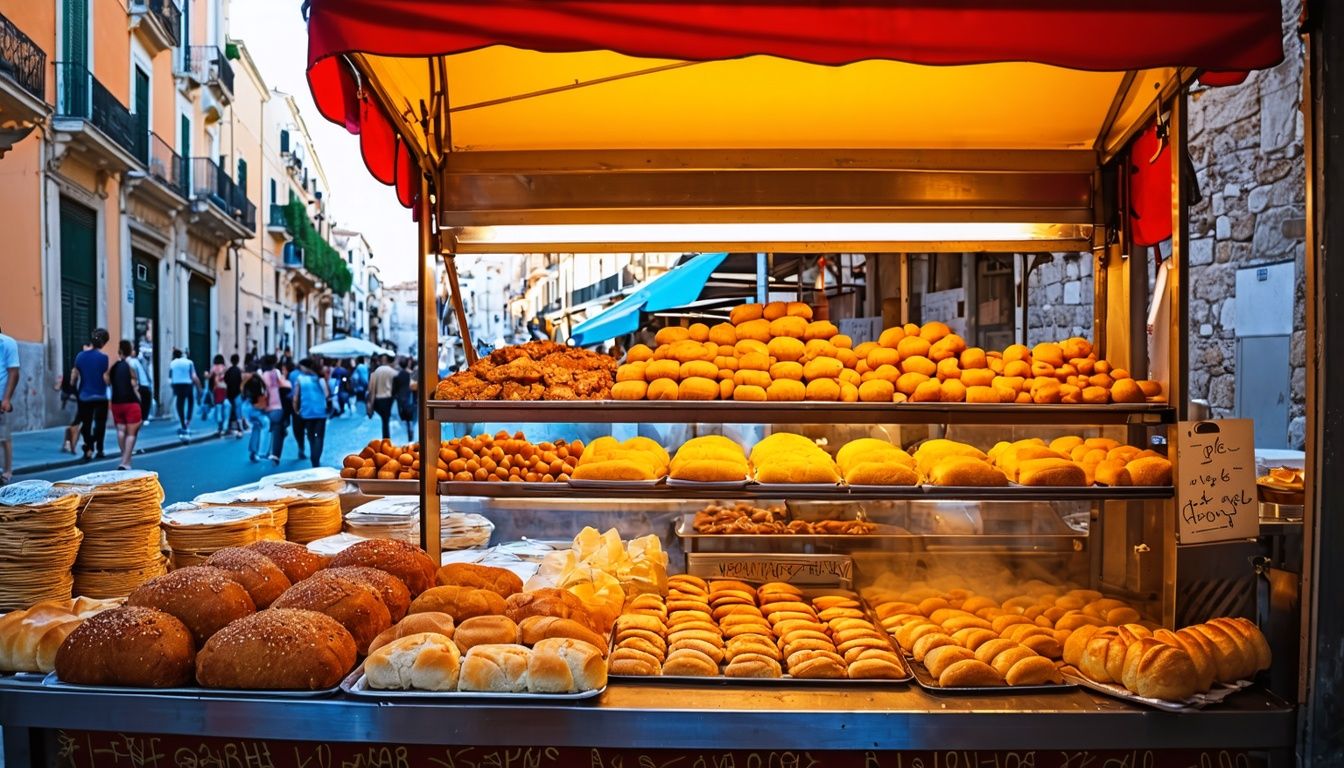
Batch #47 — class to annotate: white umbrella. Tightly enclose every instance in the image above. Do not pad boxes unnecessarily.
[309,337,393,358]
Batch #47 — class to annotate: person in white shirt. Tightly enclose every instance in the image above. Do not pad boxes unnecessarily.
[0,323,19,484]
[168,349,200,437]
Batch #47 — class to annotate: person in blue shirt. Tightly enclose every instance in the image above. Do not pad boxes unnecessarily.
[0,322,20,484]
[351,356,369,407]
[291,358,331,468]
[69,328,111,462]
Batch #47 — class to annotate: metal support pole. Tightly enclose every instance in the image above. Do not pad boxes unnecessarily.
[1168,93,1190,420]
[899,254,911,325]
[416,179,443,564]
[754,253,767,304]
[444,254,477,365]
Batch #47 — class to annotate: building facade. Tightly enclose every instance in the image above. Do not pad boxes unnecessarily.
[332,227,374,340]
[0,0,369,431]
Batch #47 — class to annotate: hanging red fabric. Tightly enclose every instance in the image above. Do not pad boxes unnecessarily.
[1129,120,1173,248]
[358,96,396,186]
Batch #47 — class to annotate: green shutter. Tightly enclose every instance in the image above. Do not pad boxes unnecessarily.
[237,157,248,192]
[62,0,88,68]
[60,198,97,377]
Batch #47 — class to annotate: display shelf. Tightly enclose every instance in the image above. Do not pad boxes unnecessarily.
[433,481,1173,502]
[428,400,1175,425]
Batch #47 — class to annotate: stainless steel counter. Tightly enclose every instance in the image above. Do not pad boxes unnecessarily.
[0,677,1295,753]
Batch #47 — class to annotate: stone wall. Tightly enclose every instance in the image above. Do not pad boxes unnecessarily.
[1024,0,1307,449]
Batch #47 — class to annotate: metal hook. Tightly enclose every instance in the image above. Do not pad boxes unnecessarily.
[1149,100,1170,164]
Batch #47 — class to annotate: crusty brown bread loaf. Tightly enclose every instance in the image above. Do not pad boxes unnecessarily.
[518,616,607,654]
[409,586,508,623]
[55,606,196,687]
[127,566,256,645]
[319,567,411,622]
[205,547,292,608]
[527,637,607,693]
[364,632,460,691]
[196,609,356,690]
[454,615,520,653]
[434,563,523,597]
[272,574,391,652]
[1120,638,1199,700]
[367,612,456,654]
[246,540,327,582]
[1016,458,1088,487]
[329,539,436,596]
[1126,456,1173,486]
[503,589,597,632]
[458,643,531,692]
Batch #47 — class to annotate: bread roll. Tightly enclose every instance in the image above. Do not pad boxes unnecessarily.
[724,652,782,678]
[1016,458,1088,487]
[330,538,437,596]
[434,563,524,598]
[365,632,461,691]
[1005,655,1062,685]
[661,649,720,676]
[0,603,88,673]
[518,616,607,653]
[127,566,256,645]
[196,608,355,690]
[55,607,196,688]
[272,573,392,652]
[246,540,327,583]
[205,547,293,608]
[1121,638,1199,700]
[321,566,412,622]
[1152,629,1215,692]
[1127,456,1173,486]
[458,643,531,692]
[938,659,1004,687]
[1190,622,1253,682]
[923,645,975,678]
[504,589,596,631]
[528,637,607,692]
[368,612,456,654]
[455,615,520,653]
[844,462,920,486]
[928,456,1009,487]
[410,586,509,623]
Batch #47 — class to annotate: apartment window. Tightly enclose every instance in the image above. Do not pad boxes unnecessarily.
[347,250,353,264]
[269,178,277,207]
[279,129,290,153]
[236,157,248,192]
[273,271,280,300]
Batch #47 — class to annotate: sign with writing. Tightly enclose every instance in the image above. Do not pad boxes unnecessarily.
[1175,419,1260,544]
[686,554,853,587]
[837,316,883,344]
[49,731,1254,768]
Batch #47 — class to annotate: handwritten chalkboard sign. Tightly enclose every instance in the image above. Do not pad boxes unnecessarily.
[1175,419,1260,544]
[686,554,853,587]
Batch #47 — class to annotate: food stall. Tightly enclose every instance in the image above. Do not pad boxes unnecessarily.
[1,1,1326,766]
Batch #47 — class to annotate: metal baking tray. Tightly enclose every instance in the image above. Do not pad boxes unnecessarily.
[902,653,1077,694]
[568,478,664,489]
[666,478,752,489]
[351,478,420,495]
[675,514,907,540]
[42,672,341,698]
[920,484,1173,500]
[341,665,605,701]
[752,482,845,493]
[1058,665,1251,711]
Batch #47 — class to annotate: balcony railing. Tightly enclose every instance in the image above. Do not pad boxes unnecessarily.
[147,131,186,197]
[189,156,254,230]
[0,11,45,102]
[570,271,630,306]
[187,46,233,97]
[56,63,137,157]
[268,203,289,229]
[283,242,305,267]
[147,0,180,46]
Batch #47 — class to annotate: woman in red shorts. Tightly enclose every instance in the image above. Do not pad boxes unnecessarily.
[107,340,144,470]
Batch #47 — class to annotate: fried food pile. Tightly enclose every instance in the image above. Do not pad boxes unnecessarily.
[434,342,617,401]
[691,502,876,535]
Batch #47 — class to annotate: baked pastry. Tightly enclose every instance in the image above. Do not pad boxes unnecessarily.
[844,462,920,486]
[724,652,782,678]
[458,643,532,692]
[519,616,607,653]
[330,539,437,596]
[503,589,596,631]
[55,606,195,687]
[527,637,607,692]
[410,586,509,623]
[938,658,1004,687]
[368,612,456,654]
[454,615,520,653]
[205,547,292,608]
[1005,655,1062,685]
[272,573,392,652]
[1127,456,1173,486]
[434,563,523,597]
[364,632,461,691]
[127,566,256,645]
[923,645,975,678]
[1016,458,1088,487]
[928,456,1009,487]
[196,609,357,690]
[1120,637,1199,700]
[661,649,720,676]
[246,540,327,583]
[321,566,412,622]
[0,599,121,673]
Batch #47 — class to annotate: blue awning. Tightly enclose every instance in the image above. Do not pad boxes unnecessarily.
[569,252,729,346]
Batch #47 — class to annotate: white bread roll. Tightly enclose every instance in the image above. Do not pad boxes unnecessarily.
[527,637,608,693]
[458,643,531,692]
[364,631,461,691]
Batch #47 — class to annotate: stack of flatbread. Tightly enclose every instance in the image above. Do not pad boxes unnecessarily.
[282,491,343,543]
[192,483,297,537]
[343,497,495,550]
[55,470,167,598]
[0,481,85,611]
[260,466,346,494]
[160,503,285,567]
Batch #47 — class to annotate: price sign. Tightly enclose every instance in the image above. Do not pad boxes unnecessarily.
[1175,419,1260,544]
[686,554,853,587]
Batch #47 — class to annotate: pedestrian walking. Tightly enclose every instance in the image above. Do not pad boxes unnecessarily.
[331,359,350,415]
[209,354,229,436]
[366,355,397,440]
[281,360,304,461]
[351,356,369,406]
[70,329,111,462]
[58,342,91,454]
[292,358,330,468]
[168,349,200,437]
[392,357,416,442]
[107,340,143,470]
[0,322,20,485]
[224,354,243,436]
[240,362,269,462]
[259,355,286,464]
[127,344,153,423]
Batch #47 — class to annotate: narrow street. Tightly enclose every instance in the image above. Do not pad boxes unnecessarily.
[20,410,409,504]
